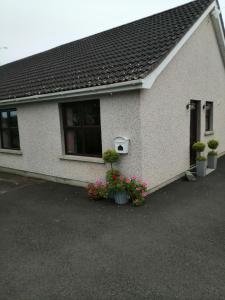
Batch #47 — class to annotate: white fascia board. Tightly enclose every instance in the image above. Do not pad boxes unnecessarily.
[0,79,143,107]
[210,2,225,65]
[142,1,217,89]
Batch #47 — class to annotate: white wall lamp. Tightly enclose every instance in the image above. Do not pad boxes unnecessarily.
[186,103,196,110]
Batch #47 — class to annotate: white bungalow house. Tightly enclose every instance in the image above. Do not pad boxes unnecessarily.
[0,0,224,191]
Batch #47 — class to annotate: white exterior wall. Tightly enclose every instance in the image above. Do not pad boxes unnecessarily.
[0,16,225,190]
[0,91,141,185]
[101,91,142,177]
[140,16,225,189]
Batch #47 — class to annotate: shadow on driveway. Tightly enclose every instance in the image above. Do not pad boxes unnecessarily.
[0,158,225,300]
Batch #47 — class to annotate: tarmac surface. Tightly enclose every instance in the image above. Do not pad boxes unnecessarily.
[0,159,224,300]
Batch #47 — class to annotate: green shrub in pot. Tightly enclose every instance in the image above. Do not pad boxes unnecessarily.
[103,149,120,170]
[192,142,205,153]
[207,139,219,169]
[208,139,219,150]
[192,142,207,177]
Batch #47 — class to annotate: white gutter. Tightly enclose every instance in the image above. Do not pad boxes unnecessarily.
[0,79,143,106]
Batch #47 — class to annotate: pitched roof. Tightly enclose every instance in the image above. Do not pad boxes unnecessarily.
[0,0,215,101]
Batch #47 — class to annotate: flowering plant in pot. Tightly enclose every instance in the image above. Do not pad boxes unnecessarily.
[207,139,219,169]
[87,180,108,200]
[106,168,120,182]
[108,175,129,205]
[103,149,120,200]
[124,176,148,206]
[106,168,120,200]
[192,142,207,177]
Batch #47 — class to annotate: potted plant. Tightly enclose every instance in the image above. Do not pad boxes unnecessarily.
[109,175,129,205]
[103,149,120,201]
[207,139,219,169]
[192,142,207,177]
[106,168,120,201]
[103,149,120,170]
[106,168,120,182]
[87,180,108,200]
[125,176,148,206]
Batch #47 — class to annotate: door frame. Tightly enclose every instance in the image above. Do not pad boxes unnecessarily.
[189,99,201,167]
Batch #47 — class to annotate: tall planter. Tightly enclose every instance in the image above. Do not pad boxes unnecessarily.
[196,160,207,177]
[208,155,217,169]
[114,191,128,205]
[207,140,219,170]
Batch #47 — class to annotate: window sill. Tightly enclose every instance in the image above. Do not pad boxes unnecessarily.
[59,155,104,164]
[0,149,23,155]
[205,131,214,136]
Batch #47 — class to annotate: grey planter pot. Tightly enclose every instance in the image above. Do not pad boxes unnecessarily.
[196,160,207,177]
[114,191,129,205]
[208,155,217,169]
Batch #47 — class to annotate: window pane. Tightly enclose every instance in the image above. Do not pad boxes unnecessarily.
[65,129,83,155]
[0,109,20,150]
[62,100,102,157]
[84,127,102,155]
[65,106,81,127]
[1,112,8,128]
[9,111,18,127]
[1,129,11,148]
[11,128,20,149]
[205,102,213,131]
[84,101,100,125]
[205,110,210,131]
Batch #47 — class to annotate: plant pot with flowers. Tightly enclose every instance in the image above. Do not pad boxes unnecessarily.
[109,175,129,205]
[125,176,148,206]
[207,139,219,169]
[106,168,120,201]
[192,141,207,177]
[87,180,109,200]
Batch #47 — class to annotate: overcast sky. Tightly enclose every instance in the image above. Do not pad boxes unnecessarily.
[1,0,225,65]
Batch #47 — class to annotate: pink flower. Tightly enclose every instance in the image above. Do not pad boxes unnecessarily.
[120,175,124,181]
[125,178,131,184]
[131,176,137,180]
[136,187,141,191]
[95,179,102,186]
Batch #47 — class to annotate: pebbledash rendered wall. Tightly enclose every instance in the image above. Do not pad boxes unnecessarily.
[0,15,225,190]
[0,91,142,186]
[140,16,225,190]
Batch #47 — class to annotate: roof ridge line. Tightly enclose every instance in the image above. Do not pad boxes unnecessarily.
[0,0,213,68]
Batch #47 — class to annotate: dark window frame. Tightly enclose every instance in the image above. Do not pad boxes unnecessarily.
[0,108,20,150]
[62,100,102,157]
[205,101,213,132]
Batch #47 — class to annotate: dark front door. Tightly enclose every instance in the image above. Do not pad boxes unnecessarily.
[190,100,200,166]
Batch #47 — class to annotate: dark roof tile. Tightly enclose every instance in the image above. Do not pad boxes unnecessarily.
[0,0,214,100]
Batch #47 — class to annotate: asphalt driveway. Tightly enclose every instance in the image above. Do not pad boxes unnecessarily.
[0,159,225,300]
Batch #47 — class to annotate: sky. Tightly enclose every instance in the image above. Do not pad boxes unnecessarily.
[1,0,225,65]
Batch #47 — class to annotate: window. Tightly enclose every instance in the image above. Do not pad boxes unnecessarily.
[0,109,20,150]
[205,102,213,132]
[62,100,102,157]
